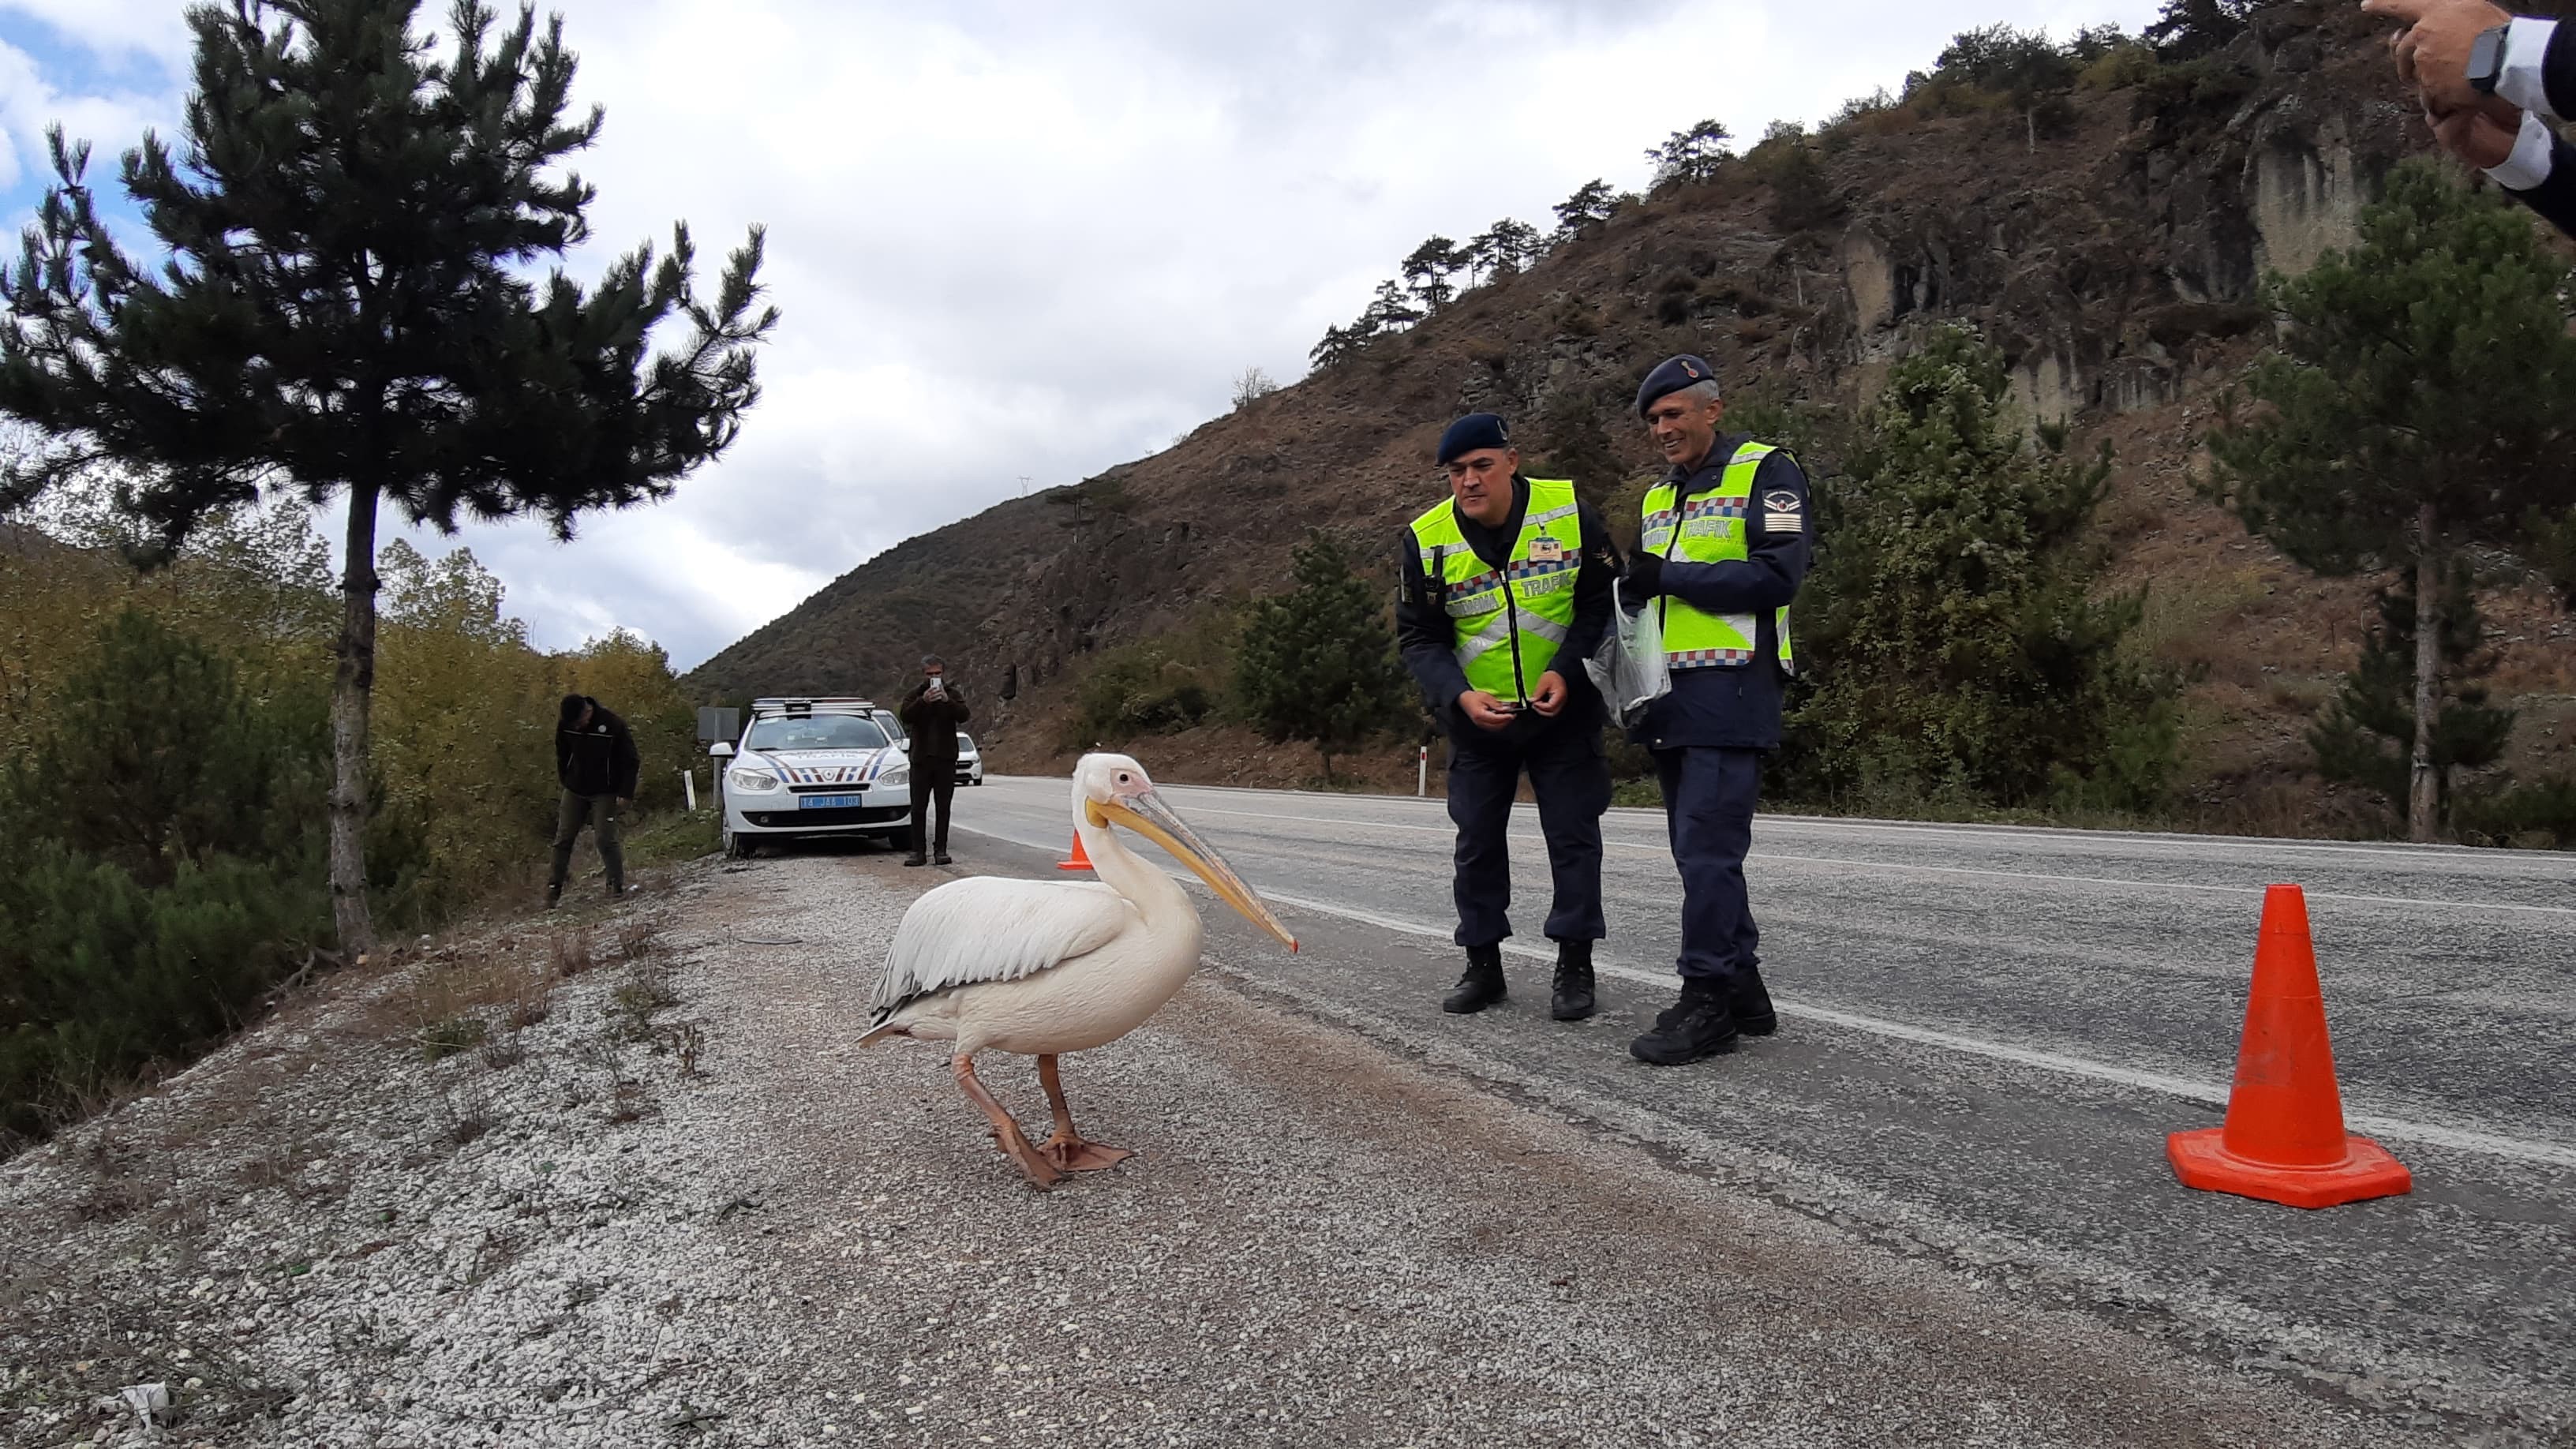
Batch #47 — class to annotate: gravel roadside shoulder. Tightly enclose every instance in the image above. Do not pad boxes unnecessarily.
[3,848,2461,1448]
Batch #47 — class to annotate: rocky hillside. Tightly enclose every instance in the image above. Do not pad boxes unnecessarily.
[684,3,2576,827]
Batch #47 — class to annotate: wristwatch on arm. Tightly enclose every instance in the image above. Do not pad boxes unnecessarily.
[2469,17,2566,122]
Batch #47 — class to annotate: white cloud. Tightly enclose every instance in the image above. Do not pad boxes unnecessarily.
[4,0,2174,668]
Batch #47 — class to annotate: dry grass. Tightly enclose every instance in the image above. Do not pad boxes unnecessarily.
[417,1016,489,1062]
[549,927,597,979]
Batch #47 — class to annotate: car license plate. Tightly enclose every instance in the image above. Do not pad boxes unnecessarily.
[799,794,862,810]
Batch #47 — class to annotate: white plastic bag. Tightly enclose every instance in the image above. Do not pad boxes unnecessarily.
[1585,578,1670,728]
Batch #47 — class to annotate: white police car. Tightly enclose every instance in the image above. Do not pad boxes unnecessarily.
[956,732,984,787]
[711,698,913,857]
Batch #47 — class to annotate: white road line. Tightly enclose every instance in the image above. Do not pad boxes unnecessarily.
[990,776,2576,866]
[953,817,2576,1171]
[1160,805,2576,920]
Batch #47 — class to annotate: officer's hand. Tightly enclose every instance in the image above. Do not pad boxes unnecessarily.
[2367,0,2511,116]
[1458,691,1516,731]
[1529,672,1569,717]
[1625,549,1664,600]
[2428,94,2525,168]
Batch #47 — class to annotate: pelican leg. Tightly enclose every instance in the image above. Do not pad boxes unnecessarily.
[1035,1054,1134,1173]
[953,1055,1063,1189]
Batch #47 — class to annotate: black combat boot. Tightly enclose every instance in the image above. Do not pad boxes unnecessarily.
[1733,964,1778,1036]
[1550,939,1597,1022]
[1442,944,1507,1014]
[1630,978,1738,1065]
[902,851,928,867]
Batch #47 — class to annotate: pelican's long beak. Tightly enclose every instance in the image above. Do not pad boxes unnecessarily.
[1090,791,1298,952]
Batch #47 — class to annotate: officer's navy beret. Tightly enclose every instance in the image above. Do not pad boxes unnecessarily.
[1436,412,1513,465]
[1636,354,1720,417]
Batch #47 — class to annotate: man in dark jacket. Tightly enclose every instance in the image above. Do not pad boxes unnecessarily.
[1619,356,1814,1065]
[897,655,971,867]
[551,694,640,906]
[1394,412,1620,1021]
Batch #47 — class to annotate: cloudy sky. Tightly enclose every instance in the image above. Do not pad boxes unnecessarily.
[2,0,2166,669]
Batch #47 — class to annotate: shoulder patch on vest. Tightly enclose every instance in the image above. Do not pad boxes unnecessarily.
[1764,489,1801,515]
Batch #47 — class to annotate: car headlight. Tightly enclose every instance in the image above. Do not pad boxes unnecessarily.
[728,769,781,793]
[876,762,909,787]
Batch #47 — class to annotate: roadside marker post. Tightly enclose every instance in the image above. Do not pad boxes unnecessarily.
[1417,745,1428,797]
[682,768,697,813]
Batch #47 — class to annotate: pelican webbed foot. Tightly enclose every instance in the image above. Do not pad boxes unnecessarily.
[1039,1133,1133,1173]
[953,1054,1063,1189]
[1035,1054,1134,1174]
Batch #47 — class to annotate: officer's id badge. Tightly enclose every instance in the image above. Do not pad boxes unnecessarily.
[1764,489,1803,534]
[1530,537,1567,563]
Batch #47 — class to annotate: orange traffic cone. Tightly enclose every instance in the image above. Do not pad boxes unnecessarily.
[1056,831,1093,871]
[2166,884,2411,1209]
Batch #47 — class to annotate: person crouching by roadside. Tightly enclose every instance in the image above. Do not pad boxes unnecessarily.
[551,694,639,908]
[898,655,971,867]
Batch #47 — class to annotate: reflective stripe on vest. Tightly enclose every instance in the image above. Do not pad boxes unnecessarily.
[1641,442,1795,673]
[1410,479,1583,704]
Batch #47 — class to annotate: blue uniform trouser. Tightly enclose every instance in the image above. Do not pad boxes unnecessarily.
[1653,746,1762,984]
[1446,716,1611,948]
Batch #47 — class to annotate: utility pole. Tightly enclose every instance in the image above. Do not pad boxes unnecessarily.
[1019,474,1031,496]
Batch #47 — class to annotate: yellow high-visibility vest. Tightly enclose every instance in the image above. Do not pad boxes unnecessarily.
[1639,442,1794,672]
[1410,478,1583,703]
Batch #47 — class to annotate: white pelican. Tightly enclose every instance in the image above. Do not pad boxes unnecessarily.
[859,754,1297,1187]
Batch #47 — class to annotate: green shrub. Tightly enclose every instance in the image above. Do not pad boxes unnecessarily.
[0,607,330,1144]
[2078,41,2162,90]
[6,608,327,886]
[2455,774,2576,848]
[1775,325,2180,810]
[0,844,323,1144]
[1235,532,1412,779]
[1063,640,1224,749]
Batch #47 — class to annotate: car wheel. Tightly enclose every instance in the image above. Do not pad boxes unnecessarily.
[724,823,756,859]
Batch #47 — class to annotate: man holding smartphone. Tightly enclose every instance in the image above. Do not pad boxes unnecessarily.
[897,654,970,867]
[1395,412,1620,1021]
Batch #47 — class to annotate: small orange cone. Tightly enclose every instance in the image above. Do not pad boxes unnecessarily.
[2167,884,2411,1209]
[1056,831,1093,871]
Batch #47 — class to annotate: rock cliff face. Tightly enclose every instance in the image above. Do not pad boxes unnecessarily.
[682,4,2574,807]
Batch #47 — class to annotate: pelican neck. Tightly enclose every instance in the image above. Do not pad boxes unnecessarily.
[1076,812,1187,922]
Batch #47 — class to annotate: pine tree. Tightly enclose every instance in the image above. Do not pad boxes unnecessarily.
[1551,180,1617,242]
[1235,532,1410,781]
[0,0,777,952]
[2309,561,2515,830]
[1402,236,1462,313]
[2145,0,2256,61]
[1783,325,2175,810]
[1646,119,1732,188]
[1481,218,1545,279]
[2205,161,2576,841]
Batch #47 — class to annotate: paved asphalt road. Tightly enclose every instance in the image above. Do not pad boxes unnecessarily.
[944,774,2576,1442]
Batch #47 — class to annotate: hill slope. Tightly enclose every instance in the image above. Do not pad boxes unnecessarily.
[685,3,2576,829]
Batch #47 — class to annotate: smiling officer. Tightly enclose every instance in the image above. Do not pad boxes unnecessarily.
[1394,412,1621,1021]
[1620,357,1814,1066]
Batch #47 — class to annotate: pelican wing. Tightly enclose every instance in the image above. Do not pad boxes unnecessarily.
[867,877,1136,1024]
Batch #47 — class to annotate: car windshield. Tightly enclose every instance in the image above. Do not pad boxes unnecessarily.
[744,714,889,752]
[957,733,974,749]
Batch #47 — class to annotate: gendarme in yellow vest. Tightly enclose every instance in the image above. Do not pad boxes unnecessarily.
[1410,478,1582,705]
[1640,441,1795,672]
